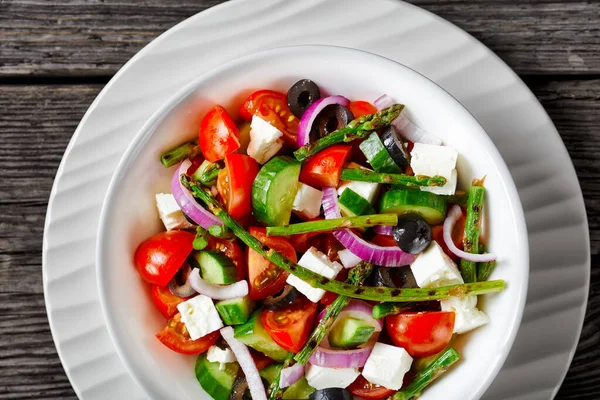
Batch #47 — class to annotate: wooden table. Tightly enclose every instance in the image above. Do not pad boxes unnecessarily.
[0,1,597,398]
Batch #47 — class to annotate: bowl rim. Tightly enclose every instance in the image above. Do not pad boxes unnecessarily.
[97,44,529,400]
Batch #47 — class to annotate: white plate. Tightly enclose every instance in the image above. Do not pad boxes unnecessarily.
[42,0,590,399]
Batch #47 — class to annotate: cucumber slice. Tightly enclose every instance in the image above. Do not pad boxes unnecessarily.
[338,188,376,217]
[328,317,375,349]
[189,250,237,284]
[215,296,256,325]
[379,189,447,225]
[234,309,291,362]
[195,353,239,400]
[359,132,403,174]
[283,377,316,399]
[259,363,283,385]
[252,156,301,226]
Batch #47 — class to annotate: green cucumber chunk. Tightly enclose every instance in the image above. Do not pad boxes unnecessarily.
[259,363,283,385]
[338,188,376,217]
[195,353,239,400]
[379,189,447,225]
[234,309,290,362]
[252,156,301,226]
[328,317,375,349]
[215,296,255,325]
[359,132,403,174]
[283,377,316,399]
[189,250,237,284]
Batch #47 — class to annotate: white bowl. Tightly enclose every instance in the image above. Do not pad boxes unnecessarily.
[97,45,528,400]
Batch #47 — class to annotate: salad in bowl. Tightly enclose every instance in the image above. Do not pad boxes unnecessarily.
[97,46,527,400]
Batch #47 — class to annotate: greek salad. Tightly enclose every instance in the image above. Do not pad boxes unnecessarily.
[134,79,502,400]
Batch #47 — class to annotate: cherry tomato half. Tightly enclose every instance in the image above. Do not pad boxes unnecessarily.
[386,311,455,357]
[199,105,240,162]
[156,312,220,355]
[348,375,396,400]
[247,227,297,300]
[217,154,260,220]
[240,90,298,146]
[262,297,318,353]
[151,285,190,319]
[348,101,377,118]
[299,145,352,188]
[134,231,195,286]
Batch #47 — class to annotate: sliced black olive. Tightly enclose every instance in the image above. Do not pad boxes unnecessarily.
[230,376,251,400]
[262,285,301,310]
[287,79,321,118]
[310,105,354,142]
[371,265,418,289]
[381,125,410,169]
[392,214,432,254]
[309,388,352,400]
[167,263,196,297]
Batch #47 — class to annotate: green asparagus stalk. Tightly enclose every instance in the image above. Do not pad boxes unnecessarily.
[181,175,506,302]
[391,348,461,400]
[460,183,485,283]
[192,159,222,187]
[192,226,209,250]
[159,139,200,168]
[340,168,446,188]
[208,225,233,239]
[477,244,497,281]
[295,262,374,365]
[266,214,397,237]
[267,353,295,400]
[293,104,405,162]
[372,302,412,319]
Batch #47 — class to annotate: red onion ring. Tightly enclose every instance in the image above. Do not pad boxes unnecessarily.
[322,188,415,267]
[392,113,443,146]
[309,336,376,368]
[188,269,248,300]
[297,95,350,147]
[373,225,394,236]
[220,327,267,400]
[279,363,305,389]
[374,94,395,110]
[318,299,383,332]
[170,160,223,229]
[444,205,497,262]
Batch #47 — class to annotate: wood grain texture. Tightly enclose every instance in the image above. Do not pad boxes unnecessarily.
[0,0,599,77]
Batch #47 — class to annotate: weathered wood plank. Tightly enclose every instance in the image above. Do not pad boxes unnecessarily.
[0,0,599,77]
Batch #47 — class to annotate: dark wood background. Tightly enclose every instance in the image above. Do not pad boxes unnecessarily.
[0,0,598,398]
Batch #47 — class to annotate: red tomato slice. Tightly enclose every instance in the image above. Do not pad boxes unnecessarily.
[199,105,240,162]
[247,227,297,300]
[240,90,298,146]
[217,154,260,220]
[156,312,220,355]
[134,231,195,286]
[386,311,455,357]
[370,234,397,247]
[432,213,465,261]
[151,285,190,319]
[348,101,377,118]
[250,349,276,370]
[262,297,318,353]
[348,375,396,400]
[299,145,352,188]
[207,236,246,280]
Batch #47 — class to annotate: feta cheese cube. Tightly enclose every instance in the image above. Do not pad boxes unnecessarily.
[207,345,236,370]
[337,249,362,269]
[362,342,413,390]
[155,193,195,231]
[305,364,360,390]
[410,143,458,195]
[410,241,463,288]
[338,164,381,204]
[177,295,223,340]
[247,115,284,164]
[286,247,343,302]
[293,182,323,220]
[441,296,489,334]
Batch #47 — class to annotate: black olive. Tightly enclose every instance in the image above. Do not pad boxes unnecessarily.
[392,214,432,254]
[262,285,301,310]
[371,266,418,288]
[309,388,352,400]
[167,263,196,297]
[287,79,321,118]
[381,125,410,169]
[230,376,251,400]
[310,105,354,143]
